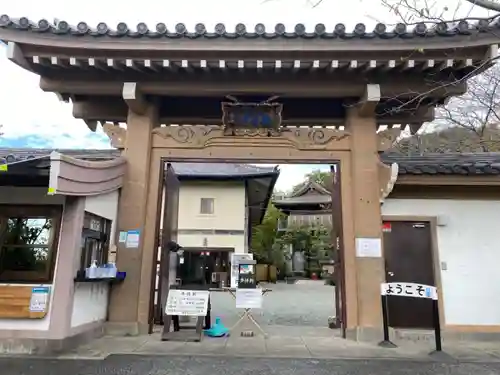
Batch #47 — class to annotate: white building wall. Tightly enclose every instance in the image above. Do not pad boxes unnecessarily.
[69,191,120,328]
[70,283,109,328]
[382,198,500,326]
[177,181,246,253]
[84,190,119,246]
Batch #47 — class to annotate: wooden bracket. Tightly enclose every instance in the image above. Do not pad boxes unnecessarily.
[357,84,381,117]
[122,82,148,115]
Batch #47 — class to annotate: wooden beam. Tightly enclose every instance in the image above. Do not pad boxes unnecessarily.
[357,84,380,117]
[40,77,468,99]
[84,120,98,132]
[72,98,435,125]
[122,82,148,115]
[6,42,32,71]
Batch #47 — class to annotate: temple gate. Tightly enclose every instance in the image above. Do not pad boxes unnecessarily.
[0,15,497,340]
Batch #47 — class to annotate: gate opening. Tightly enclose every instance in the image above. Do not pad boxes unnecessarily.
[150,160,346,338]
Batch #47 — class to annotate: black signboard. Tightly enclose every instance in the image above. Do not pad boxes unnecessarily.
[237,261,257,289]
[222,102,283,132]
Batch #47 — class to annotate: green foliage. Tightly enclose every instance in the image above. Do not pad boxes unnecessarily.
[275,223,332,276]
[250,203,286,265]
[1,218,51,271]
[291,169,330,194]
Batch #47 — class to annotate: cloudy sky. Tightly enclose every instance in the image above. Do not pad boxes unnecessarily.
[0,0,491,191]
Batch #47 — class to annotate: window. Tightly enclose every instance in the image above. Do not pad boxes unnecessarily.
[80,212,111,271]
[0,205,62,283]
[200,198,215,215]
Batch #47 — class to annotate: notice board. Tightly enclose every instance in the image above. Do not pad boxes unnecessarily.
[0,285,50,319]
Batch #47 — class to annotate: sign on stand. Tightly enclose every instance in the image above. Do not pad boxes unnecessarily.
[236,288,263,309]
[231,253,253,288]
[165,289,209,317]
[379,282,442,353]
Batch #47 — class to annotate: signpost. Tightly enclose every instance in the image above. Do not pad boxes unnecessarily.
[165,289,210,317]
[379,282,442,353]
[237,261,257,289]
[162,288,210,342]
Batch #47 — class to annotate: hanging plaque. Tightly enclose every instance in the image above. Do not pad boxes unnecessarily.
[222,101,283,134]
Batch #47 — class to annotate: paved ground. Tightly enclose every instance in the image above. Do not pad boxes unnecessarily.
[57,329,500,363]
[210,280,335,327]
[3,355,500,375]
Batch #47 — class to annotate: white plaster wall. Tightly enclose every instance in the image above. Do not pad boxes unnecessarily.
[382,198,500,326]
[178,234,246,254]
[177,182,247,254]
[70,283,109,328]
[178,182,245,230]
[0,284,54,331]
[84,190,119,246]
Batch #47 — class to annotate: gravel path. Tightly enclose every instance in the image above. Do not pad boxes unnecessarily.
[210,281,336,327]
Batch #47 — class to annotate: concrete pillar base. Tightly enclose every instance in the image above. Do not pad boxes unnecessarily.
[345,326,386,343]
[105,322,142,336]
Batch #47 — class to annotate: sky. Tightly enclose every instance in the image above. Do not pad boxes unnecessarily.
[0,0,493,191]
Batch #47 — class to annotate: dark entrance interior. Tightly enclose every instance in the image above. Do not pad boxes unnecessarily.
[178,248,231,288]
[383,220,435,329]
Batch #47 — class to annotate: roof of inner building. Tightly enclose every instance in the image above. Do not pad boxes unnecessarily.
[0,16,499,43]
[0,148,279,178]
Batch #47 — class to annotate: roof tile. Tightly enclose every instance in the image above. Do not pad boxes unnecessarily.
[0,15,496,40]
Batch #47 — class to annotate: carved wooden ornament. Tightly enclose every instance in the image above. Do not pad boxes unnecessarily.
[152,125,350,151]
[102,123,127,149]
[377,128,402,151]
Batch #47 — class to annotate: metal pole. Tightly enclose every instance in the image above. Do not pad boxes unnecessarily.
[432,298,442,352]
[378,294,397,348]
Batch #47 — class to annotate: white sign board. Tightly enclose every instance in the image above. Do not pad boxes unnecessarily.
[29,287,50,312]
[236,288,263,309]
[381,282,438,300]
[355,237,382,258]
[230,253,253,288]
[125,230,140,248]
[165,289,210,316]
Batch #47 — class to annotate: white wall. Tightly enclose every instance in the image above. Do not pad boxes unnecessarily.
[70,283,109,328]
[177,181,246,253]
[84,190,119,246]
[382,198,500,326]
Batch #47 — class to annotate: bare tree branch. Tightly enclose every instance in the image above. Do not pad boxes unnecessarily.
[464,0,500,12]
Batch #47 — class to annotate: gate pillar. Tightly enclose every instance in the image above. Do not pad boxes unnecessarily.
[345,101,385,340]
[108,84,159,334]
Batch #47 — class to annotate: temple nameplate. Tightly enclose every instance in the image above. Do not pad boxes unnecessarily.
[222,101,283,136]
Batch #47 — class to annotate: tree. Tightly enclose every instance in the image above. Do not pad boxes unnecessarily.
[389,51,500,153]
[250,202,285,265]
[371,0,500,154]
[275,223,332,277]
[291,170,330,194]
[308,0,500,13]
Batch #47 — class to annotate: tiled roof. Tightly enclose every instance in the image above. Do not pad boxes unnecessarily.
[381,153,500,175]
[0,148,499,176]
[0,15,495,40]
[172,163,277,177]
[0,148,278,177]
